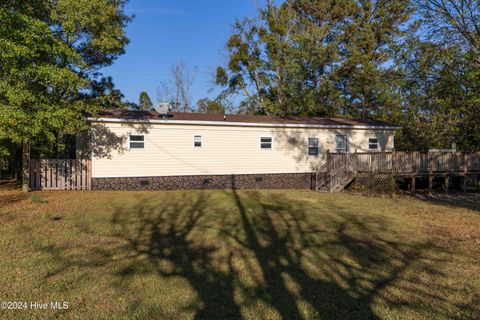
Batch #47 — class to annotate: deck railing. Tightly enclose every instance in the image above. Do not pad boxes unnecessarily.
[348,151,480,174]
[316,153,358,191]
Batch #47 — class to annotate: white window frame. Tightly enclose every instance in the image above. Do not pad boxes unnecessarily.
[368,138,379,151]
[335,134,348,153]
[307,137,319,157]
[259,136,273,150]
[194,135,202,148]
[128,134,146,150]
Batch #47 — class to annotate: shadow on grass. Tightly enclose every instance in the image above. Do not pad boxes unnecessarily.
[412,192,480,213]
[0,179,17,189]
[0,190,26,209]
[110,193,242,319]
[37,189,478,319]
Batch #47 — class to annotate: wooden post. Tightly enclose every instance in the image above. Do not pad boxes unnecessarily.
[29,159,33,190]
[391,149,395,176]
[329,165,333,193]
[477,174,480,193]
[41,160,45,189]
[411,176,416,192]
[35,159,40,189]
[463,154,468,193]
[428,155,433,194]
[55,160,59,189]
[427,152,432,174]
[44,160,48,189]
[413,152,418,174]
[354,149,357,173]
[429,175,434,194]
[47,160,50,189]
[444,162,449,194]
[22,139,30,192]
[315,166,319,191]
[87,159,92,190]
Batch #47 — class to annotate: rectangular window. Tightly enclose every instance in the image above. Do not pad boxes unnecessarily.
[129,135,145,149]
[335,135,348,153]
[260,137,272,149]
[369,138,379,150]
[308,137,319,156]
[194,135,202,147]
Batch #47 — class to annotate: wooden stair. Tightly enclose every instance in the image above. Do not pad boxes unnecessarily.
[316,153,358,192]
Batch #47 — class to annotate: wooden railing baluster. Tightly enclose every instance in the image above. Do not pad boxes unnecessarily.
[318,150,480,192]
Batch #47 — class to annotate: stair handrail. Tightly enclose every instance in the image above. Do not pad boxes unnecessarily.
[326,153,358,192]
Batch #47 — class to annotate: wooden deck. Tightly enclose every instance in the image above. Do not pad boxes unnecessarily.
[317,151,480,192]
[355,151,480,174]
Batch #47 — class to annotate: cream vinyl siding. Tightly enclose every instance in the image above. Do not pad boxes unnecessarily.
[90,122,395,178]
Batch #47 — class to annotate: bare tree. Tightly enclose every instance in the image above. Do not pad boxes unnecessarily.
[419,0,480,53]
[157,61,198,112]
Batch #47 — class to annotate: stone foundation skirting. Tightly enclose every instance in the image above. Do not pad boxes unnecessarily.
[92,173,315,191]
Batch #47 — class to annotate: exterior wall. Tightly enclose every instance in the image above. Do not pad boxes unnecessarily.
[92,173,314,191]
[90,121,395,178]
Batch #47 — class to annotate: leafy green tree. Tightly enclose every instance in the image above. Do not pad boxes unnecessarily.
[332,0,413,118]
[216,0,480,151]
[0,0,131,191]
[396,44,480,151]
[216,0,413,118]
[394,0,480,151]
[138,91,153,111]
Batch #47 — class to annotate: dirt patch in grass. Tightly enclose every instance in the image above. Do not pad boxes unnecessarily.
[0,189,479,319]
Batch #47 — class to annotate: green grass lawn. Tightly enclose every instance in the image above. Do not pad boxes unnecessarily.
[0,187,479,319]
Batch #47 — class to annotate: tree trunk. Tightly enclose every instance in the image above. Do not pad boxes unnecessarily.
[13,161,17,182]
[22,139,30,192]
[55,132,59,159]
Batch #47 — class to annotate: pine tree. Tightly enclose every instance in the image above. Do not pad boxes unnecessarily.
[216,0,413,118]
[138,91,153,111]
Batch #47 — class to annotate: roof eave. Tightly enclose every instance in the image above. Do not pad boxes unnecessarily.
[86,117,402,130]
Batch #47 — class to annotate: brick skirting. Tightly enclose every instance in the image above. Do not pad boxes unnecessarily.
[92,173,315,191]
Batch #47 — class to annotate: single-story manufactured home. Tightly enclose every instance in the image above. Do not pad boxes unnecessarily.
[80,110,400,190]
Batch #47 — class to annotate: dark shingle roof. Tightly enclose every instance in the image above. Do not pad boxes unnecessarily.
[93,109,400,128]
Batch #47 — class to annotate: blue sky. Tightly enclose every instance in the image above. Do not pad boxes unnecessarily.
[104,0,270,106]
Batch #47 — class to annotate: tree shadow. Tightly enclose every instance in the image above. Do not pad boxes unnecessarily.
[410,192,480,213]
[35,190,479,319]
[221,188,464,319]
[109,193,242,319]
[0,186,26,209]
[269,127,393,173]
[78,122,153,160]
